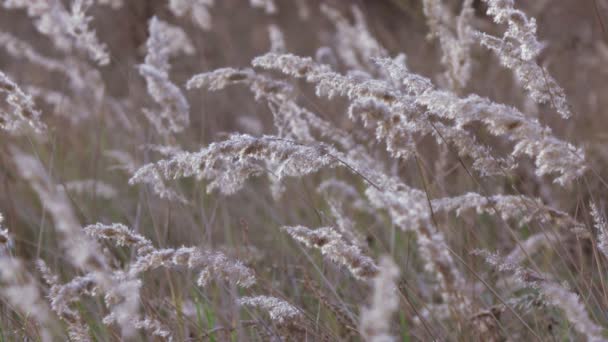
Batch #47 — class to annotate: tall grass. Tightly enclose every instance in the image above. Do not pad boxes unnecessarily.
[0,0,607,340]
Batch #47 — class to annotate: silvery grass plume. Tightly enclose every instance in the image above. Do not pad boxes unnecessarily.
[0,71,45,133]
[252,53,514,177]
[422,0,474,89]
[431,192,586,234]
[168,0,214,31]
[96,0,122,9]
[268,24,286,53]
[253,53,586,184]
[12,151,141,338]
[139,17,193,135]
[238,296,302,329]
[375,56,584,185]
[25,85,90,124]
[325,199,369,250]
[63,179,118,199]
[133,318,173,342]
[186,67,290,99]
[1,0,110,65]
[365,180,471,316]
[143,16,194,73]
[0,31,105,96]
[67,0,110,65]
[2,0,73,51]
[348,95,512,175]
[422,0,475,90]
[38,262,142,341]
[148,130,480,316]
[541,282,606,342]
[132,127,483,315]
[473,249,606,341]
[12,149,105,271]
[188,67,366,165]
[249,0,276,14]
[281,225,378,280]
[0,32,110,124]
[37,260,100,342]
[359,255,400,342]
[315,46,338,67]
[0,221,53,342]
[476,0,571,118]
[504,232,562,265]
[317,179,381,220]
[202,68,390,195]
[590,201,608,259]
[132,247,256,287]
[59,224,180,341]
[0,31,69,76]
[431,192,540,221]
[104,149,136,173]
[320,4,387,73]
[186,67,308,142]
[0,258,54,341]
[85,223,256,287]
[0,213,9,255]
[318,180,385,244]
[100,272,142,330]
[471,249,548,291]
[129,133,339,197]
[84,222,153,254]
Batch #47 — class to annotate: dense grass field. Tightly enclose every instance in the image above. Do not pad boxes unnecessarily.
[1,0,608,340]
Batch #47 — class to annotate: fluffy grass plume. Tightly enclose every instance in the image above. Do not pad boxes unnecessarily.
[1,0,608,340]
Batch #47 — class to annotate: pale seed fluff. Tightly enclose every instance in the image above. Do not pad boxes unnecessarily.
[255,54,482,174]
[4,0,110,65]
[168,0,214,31]
[477,0,571,118]
[320,4,387,72]
[281,225,378,280]
[238,296,302,326]
[430,192,584,231]
[11,148,106,271]
[104,149,136,172]
[84,222,153,254]
[129,134,338,197]
[590,201,608,259]
[144,17,194,72]
[12,152,143,339]
[375,56,585,185]
[249,0,276,14]
[96,0,122,9]
[472,249,546,288]
[2,0,72,52]
[129,246,256,288]
[0,257,53,342]
[139,17,193,135]
[505,233,562,265]
[540,282,605,341]
[139,64,190,135]
[63,179,118,199]
[254,52,585,185]
[0,223,51,341]
[0,213,7,253]
[422,0,474,89]
[268,24,286,53]
[67,0,110,66]
[134,318,173,341]
[85,222,255,287]
[359,255,400,342]
[473,248,605,340]
[0,71,45,133]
